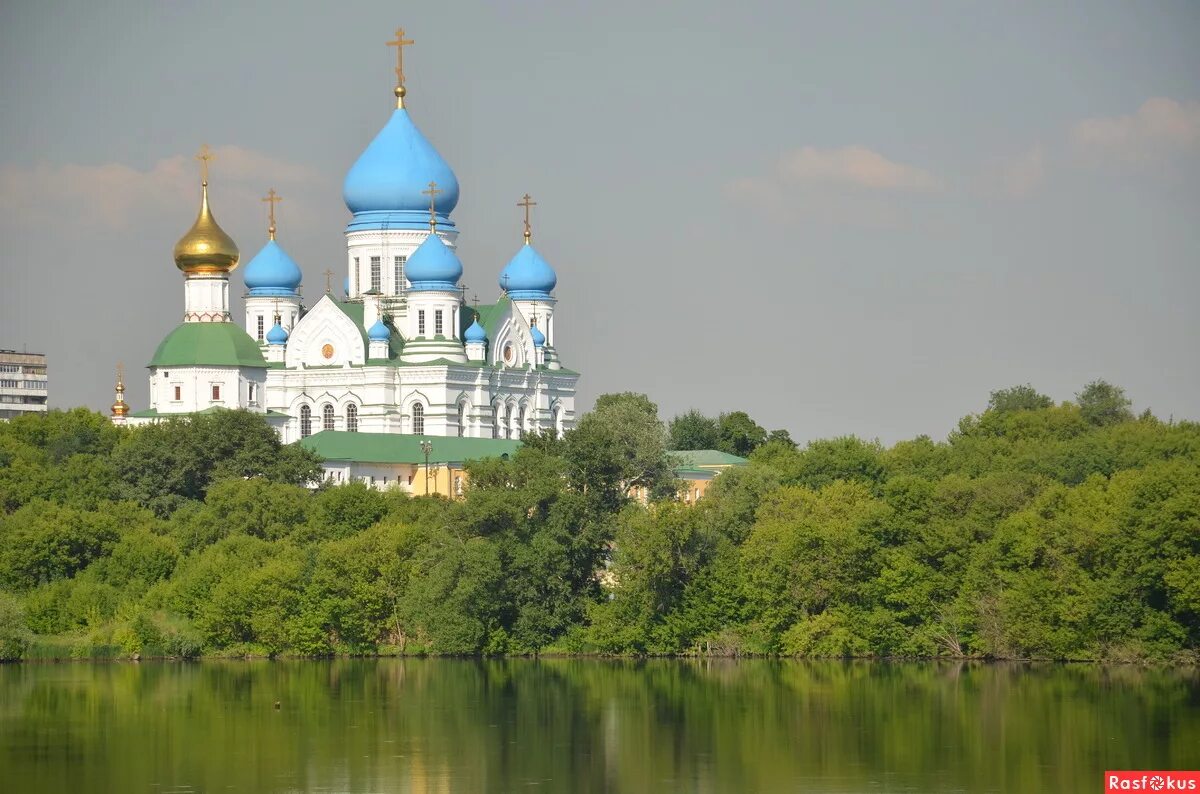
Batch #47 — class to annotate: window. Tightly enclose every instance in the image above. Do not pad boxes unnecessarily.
[454,476,463,497]
[493,405,501,439]
[351,258,359,293]
[394,255,407,292]
[435,310,443,336]
[256,315,264,341]
[211,385,221,401]
[0,380,17,388]
[346,403,358,432]
[248,382,257,404]
[370,256,381,292]
[300,405,312,437]
[418,310,426,336]
[457,402,466,437]
[322,403,335,431]
[412,403,424,435]
[173,385,181,401]
[505,404,515,440]
[518,405,527,438]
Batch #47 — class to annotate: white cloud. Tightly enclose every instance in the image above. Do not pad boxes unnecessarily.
[1072,97,1200,160]
[778,146,941,192]
[0,146,324,228]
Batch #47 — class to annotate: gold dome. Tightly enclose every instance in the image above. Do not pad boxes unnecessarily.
[174,182,239,274]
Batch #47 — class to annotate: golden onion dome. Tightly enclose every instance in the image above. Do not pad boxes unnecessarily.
[174,182,239,274]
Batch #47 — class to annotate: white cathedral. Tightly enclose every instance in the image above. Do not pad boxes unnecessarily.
[117,33,579,444]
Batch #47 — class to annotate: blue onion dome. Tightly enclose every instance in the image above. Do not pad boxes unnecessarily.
[367,317,390,342]
[499,243,557,299]
[404,232,462,291]
[465,317,487,343]
[243,239,302,296]
[530,324,546,348]
[266,320,288,345]
[343,109,459,224]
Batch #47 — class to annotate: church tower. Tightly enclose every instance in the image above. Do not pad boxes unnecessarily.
[242,189,303,345]
[499,195,562,370]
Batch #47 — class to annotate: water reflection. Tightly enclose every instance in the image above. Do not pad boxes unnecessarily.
[0,660,1196,793]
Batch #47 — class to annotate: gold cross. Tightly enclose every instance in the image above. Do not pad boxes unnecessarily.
[422,181,442,231]
[196,144,213,185]
[518,193,537,242]
[262,188,282,239]
[323,268,334,293]
[386,28,414,87]
[116,362,125,389]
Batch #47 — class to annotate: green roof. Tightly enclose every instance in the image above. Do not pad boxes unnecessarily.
[671,449,749,468]
[300,431,522,465]
[149,323,266,368]
[474,297,510,341]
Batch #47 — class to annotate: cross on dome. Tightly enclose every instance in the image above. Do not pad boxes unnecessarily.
[262,188,282,239]
[386,27,415,106]
[196,144,213,185]
[422,181,442,231]
[518,193,537,243]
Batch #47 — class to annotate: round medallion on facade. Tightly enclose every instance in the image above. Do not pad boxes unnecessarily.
[322,344,335,360]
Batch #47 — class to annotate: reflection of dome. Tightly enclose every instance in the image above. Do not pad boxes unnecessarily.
[174,183,239,274]
[531,324,545,347]
[465,317,486,343]
[343,108,459,216]
[368,317,390,341]
[266,320,288,345]
[243,240,302,296]
[404,232,462,290]
[499,243,556,298]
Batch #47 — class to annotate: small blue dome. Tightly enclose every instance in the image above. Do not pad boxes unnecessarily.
[530,324,546,348]
[405,232,462,291]
[343,108,459,216]
[243,239,302,296]
[465,317,487,343]
[499,243,557,299]
[368,317,390,342]
[266,321,288,345]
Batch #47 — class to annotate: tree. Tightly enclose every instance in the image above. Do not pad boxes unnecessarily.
[1076,380,1133,426]
[668,409,720,451]
[987,384,1053,414]
[563,393,675,508]
[717,411,767,457]
[766,428,797,449]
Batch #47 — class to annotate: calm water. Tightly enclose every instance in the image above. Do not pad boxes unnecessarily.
[1,659,1197,793]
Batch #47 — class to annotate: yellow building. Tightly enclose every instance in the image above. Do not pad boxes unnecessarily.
[300,431,521,497]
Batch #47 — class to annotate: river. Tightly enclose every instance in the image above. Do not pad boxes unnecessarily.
[1,659,1196,792]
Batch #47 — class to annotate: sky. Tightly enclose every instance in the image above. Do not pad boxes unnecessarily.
[1,0,1197,444]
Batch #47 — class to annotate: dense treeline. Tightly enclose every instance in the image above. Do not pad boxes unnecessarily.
[0,382,1196,662]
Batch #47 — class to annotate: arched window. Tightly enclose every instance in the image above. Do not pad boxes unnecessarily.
[554,406,564,438]
[299,404,312,438]
[322,403,335,431]
[412,402,425,436]
[457,402,466,437]
[505,404,515,440]
[492,404,501,439]
[345,403,358,432]
[518,405,527,438]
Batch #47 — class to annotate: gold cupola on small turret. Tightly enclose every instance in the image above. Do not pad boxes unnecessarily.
[174,144,239,274]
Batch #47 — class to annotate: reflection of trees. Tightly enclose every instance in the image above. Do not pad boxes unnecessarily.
[0,660,1197,793]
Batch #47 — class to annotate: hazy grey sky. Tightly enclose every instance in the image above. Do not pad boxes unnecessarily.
[2,0,1197,443]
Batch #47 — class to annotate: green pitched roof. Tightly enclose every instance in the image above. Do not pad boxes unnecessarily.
[672,449,749,468]
[474,296,510,341]
[148,323,266,368]
[300,431,522,465]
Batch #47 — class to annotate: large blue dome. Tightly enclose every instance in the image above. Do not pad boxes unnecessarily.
[405,232,462,291]
[499,243,557,299]
[343,108,459,224]
[243,239,302,296]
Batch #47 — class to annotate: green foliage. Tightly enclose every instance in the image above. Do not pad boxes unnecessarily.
[0,385,1195,662]
[668,409,720,451]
